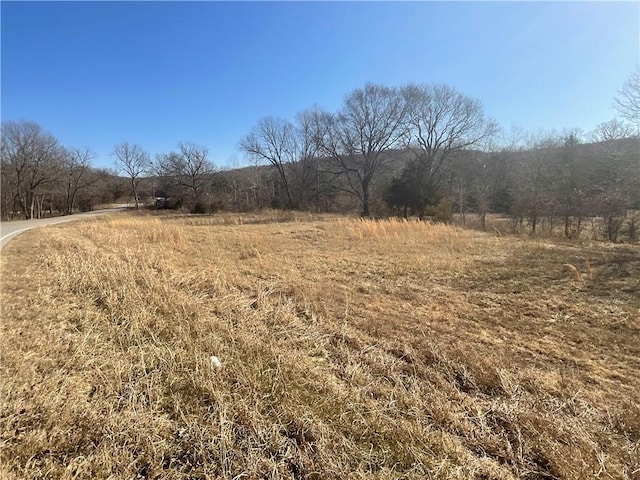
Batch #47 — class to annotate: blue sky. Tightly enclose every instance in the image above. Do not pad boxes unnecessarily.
[2,1,638,169]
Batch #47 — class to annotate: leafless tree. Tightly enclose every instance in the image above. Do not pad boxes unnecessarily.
[471,181,492,230]
[511,134,559,234]
[245,159,269,210]
[293,107,332,210]
[239,117,301,209]
[591,118,633,148]
[62,147,93,215]
[401,83,498,192]
[319,83,407,216]
[156,142,216,209]
[113,142,150,210]
[551,130,586,238]
[591,119,640,241]
[614,65,640,131]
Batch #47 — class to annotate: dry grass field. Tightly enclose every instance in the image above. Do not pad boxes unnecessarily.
[1,212,638,479]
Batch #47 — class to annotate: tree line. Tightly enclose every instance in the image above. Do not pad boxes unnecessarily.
[233,73,638,241]
[1,121,128,219]
[2,68,638,241]
[0,126,219,219]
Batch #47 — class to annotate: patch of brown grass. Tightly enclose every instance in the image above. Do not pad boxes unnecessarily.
[562,263,580,282]
[1,214,639,479]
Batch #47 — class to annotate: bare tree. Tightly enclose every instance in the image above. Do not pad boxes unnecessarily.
[156,142,216,210]
[1,166,12,220]
[591,118,633,147]
[113,142,150,210]
[552,130,586,238]
[462,154,493,230]
[245,158,269,210]
[239,117,299,209]
[511,134,559,234]
[62,147,93,215]
[401,83,498,193]
[320,83,407,216]
[591,119,640,241]
[614,65,640,131]
[293,107,331,210]
[471,181,492,230]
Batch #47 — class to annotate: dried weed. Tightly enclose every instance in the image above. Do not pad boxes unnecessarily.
[1,214,638,479]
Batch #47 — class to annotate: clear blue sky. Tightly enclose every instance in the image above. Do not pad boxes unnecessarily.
[2,1,638,169]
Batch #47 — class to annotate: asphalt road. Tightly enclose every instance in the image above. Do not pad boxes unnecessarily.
[0,208,127,250]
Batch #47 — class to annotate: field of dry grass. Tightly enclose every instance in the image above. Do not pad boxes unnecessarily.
[1,211,638,479]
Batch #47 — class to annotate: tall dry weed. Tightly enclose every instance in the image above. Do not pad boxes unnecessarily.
[584,257,592,280]
[562,263,580,281]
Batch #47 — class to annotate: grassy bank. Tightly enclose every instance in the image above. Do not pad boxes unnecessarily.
[1,213,638,479]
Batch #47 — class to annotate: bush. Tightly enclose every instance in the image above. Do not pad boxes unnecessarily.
[425,198,454,223]
[191,201,222,214]
[622,212,640,242]
[192,201,208,214]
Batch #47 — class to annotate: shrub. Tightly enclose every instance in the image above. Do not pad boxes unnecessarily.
[425,198,454,223]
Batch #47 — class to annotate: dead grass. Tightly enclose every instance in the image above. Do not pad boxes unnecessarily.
[562,263,580,282]
[1,214,639,479]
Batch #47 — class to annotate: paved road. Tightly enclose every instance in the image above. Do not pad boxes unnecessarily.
[0,208,127,250]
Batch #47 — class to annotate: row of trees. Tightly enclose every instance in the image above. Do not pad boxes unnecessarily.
[111,141,218,213]
[444,123,639,241]
[0,123,221,220]
[2,68,638,241]
[0,121,129,220]
[238,83,498,217]
[234,74,638,240]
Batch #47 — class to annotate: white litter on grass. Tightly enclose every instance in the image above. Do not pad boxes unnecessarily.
[210,356,222,369]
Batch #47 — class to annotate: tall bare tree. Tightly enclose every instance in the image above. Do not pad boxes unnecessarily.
[113,142,150,210]
[401,83,497,193]
[320,83,407,216]
[239,117,299,209]
[62,147,93,215]
[292,107,331,210]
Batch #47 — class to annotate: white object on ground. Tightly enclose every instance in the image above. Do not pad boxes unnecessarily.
[210,356,222,369]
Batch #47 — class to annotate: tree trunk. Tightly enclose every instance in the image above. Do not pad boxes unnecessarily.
[39,195,45,218]
[70,189,78,214]
[131,178,139,210]
[576,216,582,239]
[459,179,465,225]
[361,189,370,217]
[284,180,294,209]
